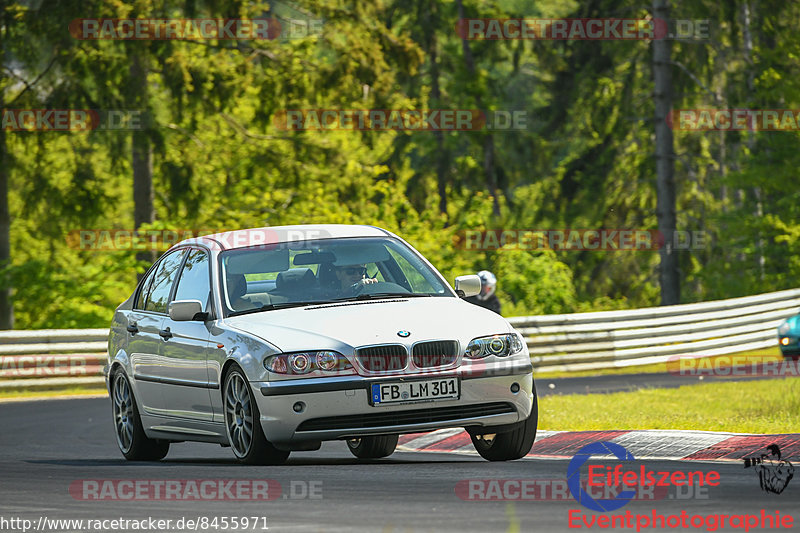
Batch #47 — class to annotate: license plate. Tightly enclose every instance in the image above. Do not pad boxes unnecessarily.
[370,377,459,405]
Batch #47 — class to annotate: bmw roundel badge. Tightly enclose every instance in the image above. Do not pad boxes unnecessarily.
[397,330,411,338]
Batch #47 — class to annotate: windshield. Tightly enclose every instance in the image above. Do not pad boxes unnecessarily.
[219,236,452,316]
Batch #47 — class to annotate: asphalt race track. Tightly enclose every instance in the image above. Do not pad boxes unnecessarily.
[1,385,799,532]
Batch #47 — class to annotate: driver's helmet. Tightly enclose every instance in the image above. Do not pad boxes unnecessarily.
[477,270,497,301]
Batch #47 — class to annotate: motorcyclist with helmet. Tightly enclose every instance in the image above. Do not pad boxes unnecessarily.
[465,270,501,315]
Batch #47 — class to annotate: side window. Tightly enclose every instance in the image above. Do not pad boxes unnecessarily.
[387,249,436,293]
[144,249,187,313]
[134,268,156,310]
[173,249,211,311]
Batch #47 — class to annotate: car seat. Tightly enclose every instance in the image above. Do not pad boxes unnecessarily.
[274,268,317,301]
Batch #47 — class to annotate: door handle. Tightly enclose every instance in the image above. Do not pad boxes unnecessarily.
[126,323,139,334]
[159,327,173,340]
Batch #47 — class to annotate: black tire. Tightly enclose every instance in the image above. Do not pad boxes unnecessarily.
[223,367,290,465]
[471,396,538,461]
[110,371,169,461]
[346,434,399,459]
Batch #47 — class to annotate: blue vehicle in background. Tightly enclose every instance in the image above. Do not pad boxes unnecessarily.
[778,314,800,358]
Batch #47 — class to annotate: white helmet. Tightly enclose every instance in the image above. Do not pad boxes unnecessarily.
[477,270,497,301]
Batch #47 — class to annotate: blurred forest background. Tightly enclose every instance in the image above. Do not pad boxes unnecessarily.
[1,0,799,329]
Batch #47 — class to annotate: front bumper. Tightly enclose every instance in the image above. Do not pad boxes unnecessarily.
[254,360,534,444]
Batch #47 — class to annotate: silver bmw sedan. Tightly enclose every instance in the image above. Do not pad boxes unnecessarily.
[107,224,536,464]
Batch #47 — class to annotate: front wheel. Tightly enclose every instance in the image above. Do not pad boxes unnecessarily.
[471,396,538,461]
[346,434,399,459]
[111,371,169,461]
[223,367,290,465]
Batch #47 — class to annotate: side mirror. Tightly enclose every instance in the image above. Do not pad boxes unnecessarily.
[169,299,205,321]
[454,275,481,298]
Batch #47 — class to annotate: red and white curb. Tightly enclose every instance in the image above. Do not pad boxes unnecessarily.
[397,429,800,463]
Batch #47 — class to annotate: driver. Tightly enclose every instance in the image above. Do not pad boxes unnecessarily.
[335,264,378,295]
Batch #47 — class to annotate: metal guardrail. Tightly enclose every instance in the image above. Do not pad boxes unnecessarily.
[0,329,108,391]
[0,288,796,389]
[509,288,800,373]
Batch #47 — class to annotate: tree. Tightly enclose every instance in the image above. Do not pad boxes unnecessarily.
[652,0,680,304]
[455,0,500,216]
[0,10,10,328]
[129,47,155,270]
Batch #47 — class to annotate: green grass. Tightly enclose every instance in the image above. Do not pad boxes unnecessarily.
[539,378,800,434]
[536,347,784,379]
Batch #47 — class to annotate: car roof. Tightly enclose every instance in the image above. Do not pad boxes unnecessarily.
[175,224,393,251]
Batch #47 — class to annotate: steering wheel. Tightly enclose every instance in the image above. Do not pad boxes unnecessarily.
[349,281,366,295]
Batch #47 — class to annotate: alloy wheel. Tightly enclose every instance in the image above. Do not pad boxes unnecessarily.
[112,373,135,453]
[225,372,255,458]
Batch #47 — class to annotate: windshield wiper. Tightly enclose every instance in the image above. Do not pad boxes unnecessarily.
[334,292,433,302]
[228,300,338,317]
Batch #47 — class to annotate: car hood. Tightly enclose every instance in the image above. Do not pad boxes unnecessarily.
[782,314,800,334]
[224,297,511,353]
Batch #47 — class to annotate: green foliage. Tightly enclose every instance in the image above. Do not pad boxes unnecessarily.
[493,248,577,316]
[2,0,800,328]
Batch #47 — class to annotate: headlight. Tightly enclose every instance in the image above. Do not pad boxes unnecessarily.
[465,333,525,359]
[264,351,354,375]
[778,322,791,336]
[316,351,339,371]
[289,353,310,373]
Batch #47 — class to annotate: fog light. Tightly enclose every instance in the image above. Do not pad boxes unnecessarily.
[781,337,790,346]
[510,382,520,393]
[293,402,305,413]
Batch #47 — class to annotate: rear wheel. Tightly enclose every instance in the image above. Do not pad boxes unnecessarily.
[111,371,169,461]
[471,396,537,461]
[346,434,399,459]
[223,367,290,465]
